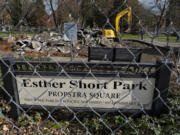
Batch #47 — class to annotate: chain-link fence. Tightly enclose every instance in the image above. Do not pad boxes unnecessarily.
[0,0,180,134]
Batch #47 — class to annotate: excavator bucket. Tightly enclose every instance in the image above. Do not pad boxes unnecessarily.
[125,27,131,33]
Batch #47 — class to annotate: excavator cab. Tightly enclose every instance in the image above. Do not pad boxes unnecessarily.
[102,29,116,38]
[103,7,132,39]
[102,24,116,38]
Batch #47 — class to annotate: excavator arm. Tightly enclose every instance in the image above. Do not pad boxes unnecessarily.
[102,7,132,39]
[115,7,132,38]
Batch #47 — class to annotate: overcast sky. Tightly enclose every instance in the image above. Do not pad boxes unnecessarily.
[43,0,58,15]
[139,0,159,9]
[138,0,169,14]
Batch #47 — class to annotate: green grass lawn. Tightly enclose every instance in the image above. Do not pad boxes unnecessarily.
[0,31,33,38]
[0,31,179,43]
[0,32,9,38]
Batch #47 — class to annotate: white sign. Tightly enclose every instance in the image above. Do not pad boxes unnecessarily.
[64,23,77,41]
[16,76,155,110]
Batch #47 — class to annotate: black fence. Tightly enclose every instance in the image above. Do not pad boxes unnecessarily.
[0,57,173,119]
[88,47,143,62]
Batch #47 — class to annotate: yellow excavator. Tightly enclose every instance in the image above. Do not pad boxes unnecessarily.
[102,7,132,39]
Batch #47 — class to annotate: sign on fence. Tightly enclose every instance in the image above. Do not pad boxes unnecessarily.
[64,23,77,41]
[16,76,155,110]
[0,58,173,118]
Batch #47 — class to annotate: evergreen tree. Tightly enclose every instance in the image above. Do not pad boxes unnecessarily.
[166,0,180,29]
[7,0,47,26]
[7,0,23,25]
[79,0,96,28]
[27,0,47,26]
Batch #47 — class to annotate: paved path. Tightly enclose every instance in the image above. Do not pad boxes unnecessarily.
[137,39,180,47]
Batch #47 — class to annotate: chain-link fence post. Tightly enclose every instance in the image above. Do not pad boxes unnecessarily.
[0,57,20,119]
[152,59,173,116]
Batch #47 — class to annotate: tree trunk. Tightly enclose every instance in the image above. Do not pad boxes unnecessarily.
[49,0,58,28]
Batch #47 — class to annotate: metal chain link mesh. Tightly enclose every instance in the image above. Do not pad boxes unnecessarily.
[0,0,180,134]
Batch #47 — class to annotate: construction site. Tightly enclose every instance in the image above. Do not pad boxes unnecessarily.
[0,0,180,134]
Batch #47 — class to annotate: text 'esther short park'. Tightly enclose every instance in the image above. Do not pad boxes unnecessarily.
[22,79,148,90]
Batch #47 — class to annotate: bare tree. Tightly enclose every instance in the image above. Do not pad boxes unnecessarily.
[0,0,10,25]
[166,0,180,29]
[49,0,58,28]
[150,0,169,35]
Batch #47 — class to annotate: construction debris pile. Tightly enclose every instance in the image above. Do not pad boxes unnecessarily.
[0,28,171,63]
[11,29,121,56]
